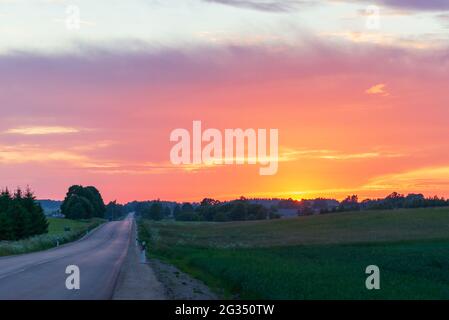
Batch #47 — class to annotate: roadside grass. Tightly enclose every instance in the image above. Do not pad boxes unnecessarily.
[139,207,449,299]
[0,218,104,257]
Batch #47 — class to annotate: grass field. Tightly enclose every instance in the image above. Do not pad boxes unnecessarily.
[0,218,104,257]
[47,218,99,235]
[139,207,449,299]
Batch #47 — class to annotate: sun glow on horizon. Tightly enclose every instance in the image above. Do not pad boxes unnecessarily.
[1,1,449,203]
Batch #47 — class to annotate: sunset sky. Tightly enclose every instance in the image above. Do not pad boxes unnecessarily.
[1,0,449,202]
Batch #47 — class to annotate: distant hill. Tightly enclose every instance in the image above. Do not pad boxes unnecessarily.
[37,200,62,215]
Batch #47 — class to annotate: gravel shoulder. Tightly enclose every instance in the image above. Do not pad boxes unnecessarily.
[113,219,218,300]
[112,221,166,300]
[149,258,218,300]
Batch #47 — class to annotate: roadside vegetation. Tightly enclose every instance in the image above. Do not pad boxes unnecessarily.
[139,207,449,299]
[0,217,104,257]
[0,188,48,240]
[0,185,108,257]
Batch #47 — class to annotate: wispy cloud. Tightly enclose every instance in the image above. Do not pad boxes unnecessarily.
[339,0,449,12]
[203,0,305,12]
[437,12,449,29]
[0,143,117,169]
[0,144,87,164]
[377,0,449,11]
[4,126,80,135]
[362,165,449,191]
[365,83,389,96]
[320,152,381,160]
[89,146,300,175]
[286,148,403,160]
[320,32,438,49]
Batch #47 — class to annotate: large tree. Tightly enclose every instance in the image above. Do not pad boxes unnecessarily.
[61,185,106,219]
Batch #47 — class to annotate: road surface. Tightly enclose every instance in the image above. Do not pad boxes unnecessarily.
[0,215,132,300]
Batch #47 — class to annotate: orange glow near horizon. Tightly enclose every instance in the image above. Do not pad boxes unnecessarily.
[1,38,449,203]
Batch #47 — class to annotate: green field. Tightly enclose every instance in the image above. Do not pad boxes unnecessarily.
[139,207,449,299]
[47,218,100,235]
[0,218,104,257]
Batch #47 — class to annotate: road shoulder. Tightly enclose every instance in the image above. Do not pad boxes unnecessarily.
[113,219,218,300]
[112,222,166,300]
[149,258,218,300]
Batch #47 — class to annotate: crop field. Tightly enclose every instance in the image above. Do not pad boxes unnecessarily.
[139,207,449,299]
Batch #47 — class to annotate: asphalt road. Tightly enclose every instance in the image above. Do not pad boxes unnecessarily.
[0,215,132,300]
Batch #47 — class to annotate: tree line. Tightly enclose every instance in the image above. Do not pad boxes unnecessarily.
[0,188,48,240]
[105,200,126,221]
[296,192,449,215]
[127,191,449,222]
[133,200,171,220]
[341,192,448,212]
[175,197,280,221]
[133,197,280,222]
